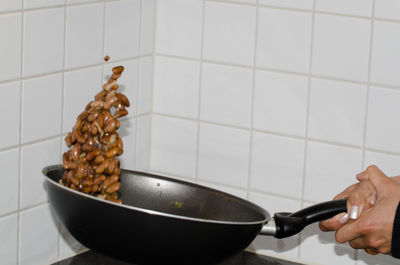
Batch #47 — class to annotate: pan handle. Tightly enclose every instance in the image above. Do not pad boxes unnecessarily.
[261,199,347,239]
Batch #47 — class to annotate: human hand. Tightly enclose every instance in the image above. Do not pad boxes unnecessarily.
[319,177,376,233]
[325,165,400,255]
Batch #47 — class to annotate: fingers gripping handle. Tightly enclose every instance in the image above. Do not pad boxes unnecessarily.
[261,199,348,239]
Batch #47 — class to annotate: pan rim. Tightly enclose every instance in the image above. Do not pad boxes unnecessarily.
[43,165,271,226]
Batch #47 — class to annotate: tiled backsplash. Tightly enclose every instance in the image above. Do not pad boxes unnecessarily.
[150,1,400,265]
[3,0,400,265]
[0,0,153,264]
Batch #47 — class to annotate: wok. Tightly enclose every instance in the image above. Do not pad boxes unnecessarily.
[43,165,347,265]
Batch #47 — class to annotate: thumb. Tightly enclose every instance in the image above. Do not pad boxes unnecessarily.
[357,165,388,193]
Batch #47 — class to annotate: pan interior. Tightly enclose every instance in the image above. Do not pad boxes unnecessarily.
[44,166,269,224]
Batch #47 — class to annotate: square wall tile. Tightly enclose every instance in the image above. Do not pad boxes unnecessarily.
[364,151,400,177]
[24,0,64,9]
[0,13,22,82]
[299,222,355,265]
[253,70,308,136]
[103,59,138,118]
[105,0,141,61]
[60,225,85,259]
[198,181,247,199]
[138,56,153,115]
[198,123,250,188]
[118,119,136,170]
[65,3,104,69]
[0,81,20,149]
[20,204,59,265]
[141,0,155,55]
[304,141,362,203]
[150,115,197,178]
[1,0,22,12]
[375,0,400,20]
[22,74,63,143]
[312,14,370,82]
[250,132,305,199]
[308,78,367,146]
[23,8,64,77]
[156,0,202,59]
[0,214,18,265]
[203,2,256,66]
[0,149,19,217]
[257,7,312,74]
[135,115,151,171]
[63,66,102,133]
[366,87,400,153]
[259,0,313,10]
[370,21,400,87]
[315,0,373,17]
[154,56,200,119]
[200,63,252,127]
[247,192,301,260]
[21,138,61,209]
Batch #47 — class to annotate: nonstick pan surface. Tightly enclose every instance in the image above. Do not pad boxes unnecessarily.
[43,165,346,265]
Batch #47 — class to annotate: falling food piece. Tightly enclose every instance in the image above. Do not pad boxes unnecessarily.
[104,55,110,62]
[61,64,130,204]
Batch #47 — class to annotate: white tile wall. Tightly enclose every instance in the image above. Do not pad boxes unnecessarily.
[200,63,253,127]
[370,21,400,87]
[151,115,197,178]
[0,13,22,82]
[197,123,250,188]
[0,148,19,217]
[20,204,59,265]
[308,78,367,146]
[257,7,312,74]
[65,3,104,69]
[23,8,65,77]
[366,86,400,153]
[104,0,141,61]
[0,2,154,264]
[0,0,22,12]
[0,213,18,265]
[315,0,373,17]
[253,70,308,136]
[22,74,63,143]
[5,0,400,264]
[156,0,203,59]
[203,1,256,66]
[312,14,370,82]
[0,81,20,149]
[153,56,200,118]
[250,132,305,199]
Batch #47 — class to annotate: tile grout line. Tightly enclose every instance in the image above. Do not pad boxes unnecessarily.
[150,111,400,158]
[153,52,400,93]
[194,0,206,183]
[147,0,158,172]
[134,0,144,170]
[298,0,316,260]
[245,0,260,200]
[17,1,26,263]
[57,0,68,260]
[357,1,376,262]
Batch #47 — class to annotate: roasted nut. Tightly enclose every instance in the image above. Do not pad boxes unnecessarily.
[106,182,120,193]
[112,66,124,75]
[106,147,119,158]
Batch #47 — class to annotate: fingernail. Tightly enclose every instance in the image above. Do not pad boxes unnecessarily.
[370,191,377,205]
[339,213,349,224]
[349,205,359,220]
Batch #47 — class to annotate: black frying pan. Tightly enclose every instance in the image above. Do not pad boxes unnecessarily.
[43,165,347,265]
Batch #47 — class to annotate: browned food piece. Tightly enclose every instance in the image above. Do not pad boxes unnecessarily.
[104,55,110,62]
[61,65,129,203]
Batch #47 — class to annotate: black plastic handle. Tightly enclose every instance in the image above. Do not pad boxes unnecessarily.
[273,199,347,239]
